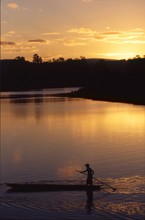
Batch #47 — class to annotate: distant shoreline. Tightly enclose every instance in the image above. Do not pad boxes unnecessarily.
[1,58,145,106]
[1,88,145,106]
[58,92,145,106]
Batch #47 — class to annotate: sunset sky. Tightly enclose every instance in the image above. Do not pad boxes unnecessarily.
[1,0,145,61]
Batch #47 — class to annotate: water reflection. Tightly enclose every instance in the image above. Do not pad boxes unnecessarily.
[86,190,94,214]
[1,91,145,220]
[1,95,145,182]
[13,150,22,165]
[93,199,145,217]
[9,96,73,104]
[8,97,79,120]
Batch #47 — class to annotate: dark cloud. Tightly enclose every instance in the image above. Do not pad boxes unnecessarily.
[28,39,46,43]
[0,41,16,45]
[95,36,104,40]
[102,31,123,35]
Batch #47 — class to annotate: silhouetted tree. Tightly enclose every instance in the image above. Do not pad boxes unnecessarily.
[33,54,42,63]
[80,56,86,60]
[57,57,65,62]
[15,56,25,62]
[134,55,141,59]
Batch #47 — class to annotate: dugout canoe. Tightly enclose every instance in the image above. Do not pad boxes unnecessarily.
[6,183,102,192]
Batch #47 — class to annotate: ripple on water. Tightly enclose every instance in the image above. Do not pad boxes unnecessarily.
[0,176,145,220]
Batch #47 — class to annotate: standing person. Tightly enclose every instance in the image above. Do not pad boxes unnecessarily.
[81,164,94,185]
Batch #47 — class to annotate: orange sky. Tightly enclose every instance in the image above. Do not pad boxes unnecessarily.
[1,0,145,61]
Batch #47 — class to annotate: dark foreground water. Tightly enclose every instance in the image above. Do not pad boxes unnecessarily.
[1,88,145,219]
[0,176,145,220]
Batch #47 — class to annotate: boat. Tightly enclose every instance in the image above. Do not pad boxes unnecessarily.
[6,183,102,192]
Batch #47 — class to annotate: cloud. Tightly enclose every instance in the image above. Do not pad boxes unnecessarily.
[1,41,38,54]
[2,21,7,25]
[95,36,104,40]
[7,31,15,35]
[81,0,92,3]
[28,39,47,43]
[1,37,51,57]
[67,27,145,45]
[63,39,87,46]
[0,41,16,46]
[42,32,61,36]
[22,7,30,12]
[56,27,145,46]
[55,37,88,47]
[102,31,123,35]
[68,27,96,35]
[7,2,19,9]
[55,36,88,46]
[94,29,145,44]
[4,31,16,37]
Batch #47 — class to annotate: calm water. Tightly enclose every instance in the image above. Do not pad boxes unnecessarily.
[0,88,145,219]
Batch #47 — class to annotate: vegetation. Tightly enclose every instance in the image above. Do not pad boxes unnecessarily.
[72,56,145,105]
[0,54,145,105]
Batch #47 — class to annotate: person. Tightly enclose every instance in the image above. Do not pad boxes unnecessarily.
[80,164,94,185]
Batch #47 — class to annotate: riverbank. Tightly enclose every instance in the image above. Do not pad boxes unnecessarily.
[58,87,145,106]
[1,86,145,106]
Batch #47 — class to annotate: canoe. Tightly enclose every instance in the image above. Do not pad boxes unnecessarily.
[6,183,102,192]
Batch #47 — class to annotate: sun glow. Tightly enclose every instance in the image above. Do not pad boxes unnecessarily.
[1,0,145,60]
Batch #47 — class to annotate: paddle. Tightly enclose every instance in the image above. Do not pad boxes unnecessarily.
[92,176,116,191]
[76,170,116,191]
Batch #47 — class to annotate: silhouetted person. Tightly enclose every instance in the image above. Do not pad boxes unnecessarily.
[81,164,94,185]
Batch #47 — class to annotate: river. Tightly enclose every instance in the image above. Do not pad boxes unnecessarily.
[0,88,145,219]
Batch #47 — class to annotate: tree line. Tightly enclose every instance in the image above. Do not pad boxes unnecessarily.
[0,54,145,104]
[0,55,88,90]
